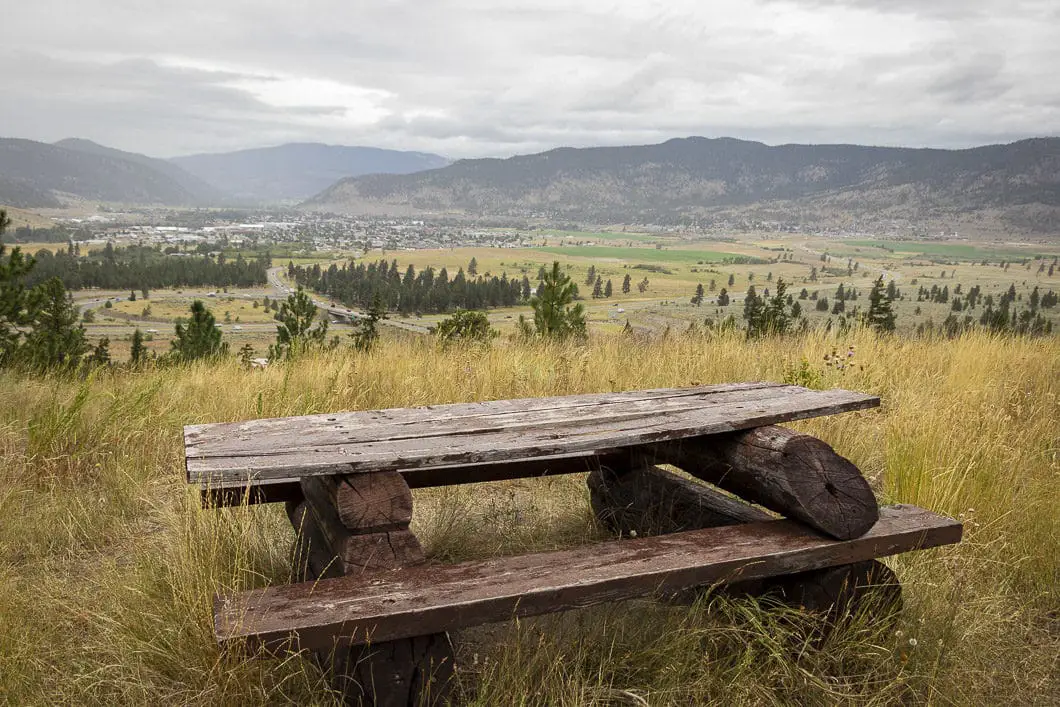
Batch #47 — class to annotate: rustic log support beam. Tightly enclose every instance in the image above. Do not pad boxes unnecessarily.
[588,462,900,618]
[648,426,879,540]
[290,471,455,706]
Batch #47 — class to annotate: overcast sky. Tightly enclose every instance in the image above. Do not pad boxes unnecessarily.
[2,0,1058,159]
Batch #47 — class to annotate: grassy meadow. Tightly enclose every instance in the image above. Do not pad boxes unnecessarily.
[1,328,1058,705]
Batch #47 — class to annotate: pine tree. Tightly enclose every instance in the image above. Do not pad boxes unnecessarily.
[238,343,255,368]
[0,209,38,367]
[709,279,716,291]
[436,309,496,343]
[728,273,735,287]
[20,277,87,371]
[350,293,386,351]
[637,277,649,293]
[468,257,478,276]
[604,279,613,298]
[622,274,631,294]
[270,287,328,360]
[171,300,227,362]
[717,288,730,306]
[691,283,704,306]
[526,261,586,339]
[87,337,111,367]
[864,276,897,333]
[592,275,603,298]
[130,328,147,367]
[585,265,597,286]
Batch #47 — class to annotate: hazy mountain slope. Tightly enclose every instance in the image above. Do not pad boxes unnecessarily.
[171,143,450,202]
[55,138,221,203]
[306,137,1060,232]
[0,138,211,206]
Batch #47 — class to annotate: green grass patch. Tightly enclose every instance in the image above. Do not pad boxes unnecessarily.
[535,245,752,265]
[846,240,1051,261]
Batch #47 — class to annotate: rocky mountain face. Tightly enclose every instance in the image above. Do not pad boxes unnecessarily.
[306,137,1060,234]
[0,138,214,207]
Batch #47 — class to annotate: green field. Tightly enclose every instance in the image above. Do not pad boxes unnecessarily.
[536,229,661,243]
[535,245,751,264]
[845,240,1050,261]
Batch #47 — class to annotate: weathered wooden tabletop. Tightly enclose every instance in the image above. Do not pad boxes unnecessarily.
[186,382,878,489]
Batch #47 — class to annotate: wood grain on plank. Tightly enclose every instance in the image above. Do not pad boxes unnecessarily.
[188,385,879,485]
[215,504,959,652]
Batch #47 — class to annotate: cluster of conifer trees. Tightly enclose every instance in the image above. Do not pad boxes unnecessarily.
[23,243,269,291]
[290,259,531,314]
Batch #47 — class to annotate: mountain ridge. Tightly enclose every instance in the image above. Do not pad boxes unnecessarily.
[305,136,1060,234]
[170,143,450,203]
[0,138,215,208]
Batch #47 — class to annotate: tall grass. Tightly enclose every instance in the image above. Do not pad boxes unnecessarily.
[0,328,1057,705]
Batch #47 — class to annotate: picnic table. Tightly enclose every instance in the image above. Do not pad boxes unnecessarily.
[186,382,962,706]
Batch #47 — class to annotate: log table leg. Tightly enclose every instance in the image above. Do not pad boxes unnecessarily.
[587,460,901,621]
[290,471,455,706]
[650,425,880,540]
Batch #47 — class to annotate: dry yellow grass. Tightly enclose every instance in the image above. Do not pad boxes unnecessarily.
[0,328,1057,705]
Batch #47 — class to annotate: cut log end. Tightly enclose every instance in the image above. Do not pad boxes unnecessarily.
[656,426,879,540]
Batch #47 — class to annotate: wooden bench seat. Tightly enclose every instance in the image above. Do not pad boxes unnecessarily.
[215,504,960,653]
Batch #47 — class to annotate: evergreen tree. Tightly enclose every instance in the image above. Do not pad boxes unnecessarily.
[0,210,37,367]
[20,277,87,371]
[717,288,730,306]
[637,277,649,293]
[526,261,586,339]
[130,328,147,367]
[728,273,735,287]
[585,264,596,286]
[435,309,496,343]
[742,286,764,333]
[622,274,631,294]
[864,276,897,333]
[171,300,227,362]
[87,337,111,367]
[592,275,603,298]
[467,257,478,276]
[521,275,532,301]
[350,293,386,351]
[604,279,613,298]
[129,289,136,302]
[238,343,255,368]
[691,283,704,306]
[709,279,716,291]
[270,287,328,360]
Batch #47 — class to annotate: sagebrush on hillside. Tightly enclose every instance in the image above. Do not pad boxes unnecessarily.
[1,329,1057,705]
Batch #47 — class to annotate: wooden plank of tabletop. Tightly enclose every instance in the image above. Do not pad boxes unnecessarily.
[187,386,879,485]
[214,504,960,652]
[186,382,787,458]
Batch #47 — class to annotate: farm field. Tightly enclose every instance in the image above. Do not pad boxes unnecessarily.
[68,233,1060,359]
[1,330,1056,704]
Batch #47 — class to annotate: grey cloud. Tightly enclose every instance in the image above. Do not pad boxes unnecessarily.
[0,0,1057,159]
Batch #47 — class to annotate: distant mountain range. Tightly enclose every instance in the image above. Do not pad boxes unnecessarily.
[0,138,212,208]
[0,138,449,208]
[306,137,1060,234]
[171,144,450,202]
